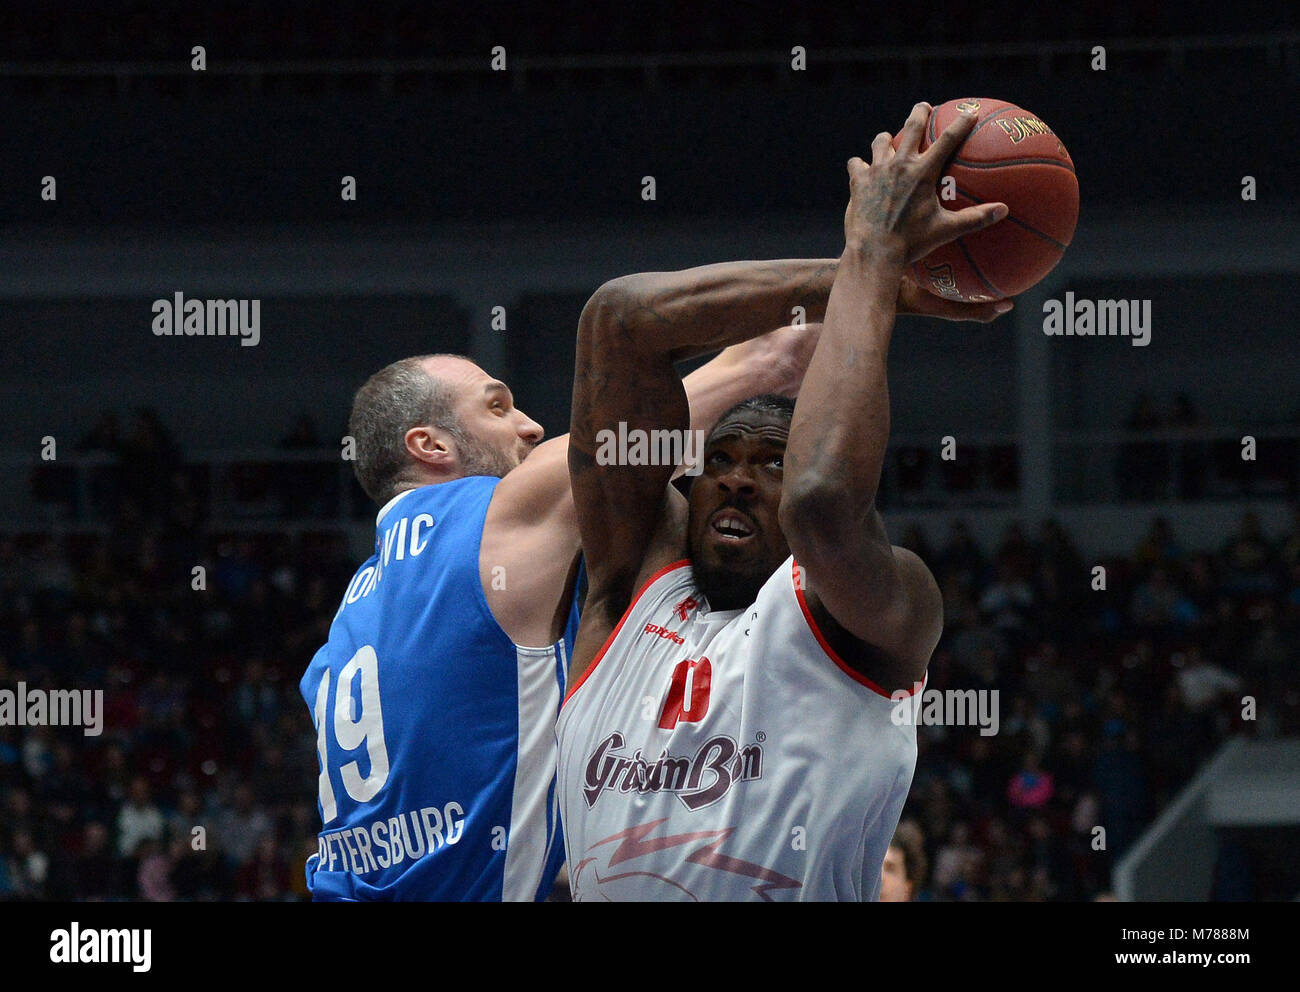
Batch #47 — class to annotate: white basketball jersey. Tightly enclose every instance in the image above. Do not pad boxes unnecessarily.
[556,556,922,901]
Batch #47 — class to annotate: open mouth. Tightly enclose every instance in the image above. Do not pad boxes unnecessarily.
[709,509,757,542]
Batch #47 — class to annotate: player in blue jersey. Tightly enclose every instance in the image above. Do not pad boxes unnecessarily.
[300,250,1004,901]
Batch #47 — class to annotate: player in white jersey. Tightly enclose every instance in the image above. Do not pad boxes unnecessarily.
[558,102,1012,900]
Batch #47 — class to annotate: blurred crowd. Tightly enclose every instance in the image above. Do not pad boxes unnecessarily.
[894,509,1299,901]
[3,410,1298,901]
[1,409,355,899]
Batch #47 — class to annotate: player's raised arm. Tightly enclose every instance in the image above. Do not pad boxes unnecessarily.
[478,317,824,647]
[566,259,845,686]
[778,103,1010,688]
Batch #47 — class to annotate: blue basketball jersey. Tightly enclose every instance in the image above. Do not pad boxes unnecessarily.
[299,477,578,900]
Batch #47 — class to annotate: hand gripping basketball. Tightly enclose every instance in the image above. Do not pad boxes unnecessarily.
[891,97,1080,302]
[844,102,1008,266]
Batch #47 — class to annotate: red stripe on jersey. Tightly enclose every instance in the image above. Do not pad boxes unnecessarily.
[790,559,921,699]
[562,559,692,708]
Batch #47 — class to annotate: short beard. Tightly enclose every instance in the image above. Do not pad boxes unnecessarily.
[452,429,518,479]
[692,556,770,613]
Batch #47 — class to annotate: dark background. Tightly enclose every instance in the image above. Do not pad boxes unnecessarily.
[1,2,1298,903]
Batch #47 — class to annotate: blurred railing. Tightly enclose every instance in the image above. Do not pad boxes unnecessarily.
[879,432,1023,510]
[1,32,1296,92]
[1054,427,1300,505]
[3,425,1297,533]
[0,449,366,534]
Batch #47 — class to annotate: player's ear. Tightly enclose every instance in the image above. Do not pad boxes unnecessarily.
[404,425,455,469]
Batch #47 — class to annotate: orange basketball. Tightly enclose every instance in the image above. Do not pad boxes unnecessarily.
[892,98,1079,302]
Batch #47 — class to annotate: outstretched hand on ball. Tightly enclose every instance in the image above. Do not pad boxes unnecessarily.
[845,102,1008,266]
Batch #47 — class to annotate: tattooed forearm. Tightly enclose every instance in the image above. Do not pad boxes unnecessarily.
[783,249,900,518]
[602,259,840,362]
[571,259,839,450]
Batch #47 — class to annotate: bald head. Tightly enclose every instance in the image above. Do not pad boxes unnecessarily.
[415,354,483,391]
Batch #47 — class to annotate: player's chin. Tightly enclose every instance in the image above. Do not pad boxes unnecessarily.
[702,534,783,586]
[694,551,773,612]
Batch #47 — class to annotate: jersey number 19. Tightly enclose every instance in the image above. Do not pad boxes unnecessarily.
[314,645,391,824]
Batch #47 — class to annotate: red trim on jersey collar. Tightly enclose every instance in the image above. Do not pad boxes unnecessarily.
[562,559,692,708]
[791,559,922,699]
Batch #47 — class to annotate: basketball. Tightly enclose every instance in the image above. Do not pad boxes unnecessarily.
[894,97,1079,302]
